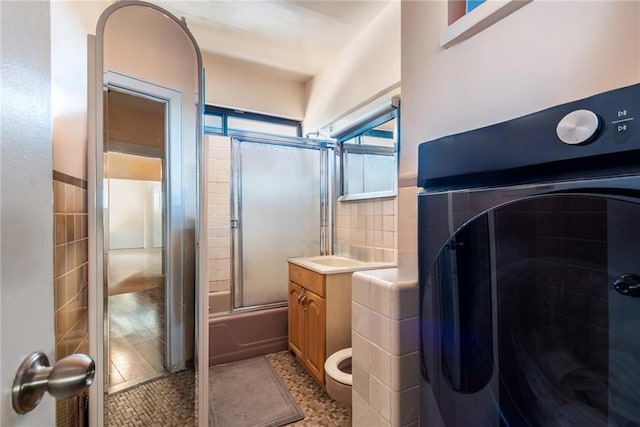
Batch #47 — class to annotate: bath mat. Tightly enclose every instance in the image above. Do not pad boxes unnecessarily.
[209,356,305,427]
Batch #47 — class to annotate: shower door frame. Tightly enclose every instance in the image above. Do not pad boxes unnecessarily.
[229,131,333,312]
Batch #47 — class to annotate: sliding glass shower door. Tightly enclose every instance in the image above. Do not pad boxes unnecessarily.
[231,136,330,309]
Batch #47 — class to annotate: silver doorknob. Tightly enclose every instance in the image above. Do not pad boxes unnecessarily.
[12,352,95,414]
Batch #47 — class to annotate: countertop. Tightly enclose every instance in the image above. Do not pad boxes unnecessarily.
[288,255,396,275]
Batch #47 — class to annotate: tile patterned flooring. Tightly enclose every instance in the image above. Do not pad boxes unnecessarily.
[106,351,351,426]
[105,249,350,426]
[267,351,352,426]
[106,369,196,426]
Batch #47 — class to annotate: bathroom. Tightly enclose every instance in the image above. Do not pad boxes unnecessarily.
[2,0,639,426]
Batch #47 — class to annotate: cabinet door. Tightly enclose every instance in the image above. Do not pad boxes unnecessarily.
[303,290,326,385]
[288,282,305,358]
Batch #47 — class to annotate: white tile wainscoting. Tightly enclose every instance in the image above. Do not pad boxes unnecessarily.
[352,269,419,426]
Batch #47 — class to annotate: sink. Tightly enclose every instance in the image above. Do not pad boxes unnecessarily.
[289,255,396,274]
[307,255,365,267]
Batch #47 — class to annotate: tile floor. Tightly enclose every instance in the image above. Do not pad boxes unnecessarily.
[105,247,349,426]
[105,369,196,426]
[106,351,351,426]
[267,351,352,426]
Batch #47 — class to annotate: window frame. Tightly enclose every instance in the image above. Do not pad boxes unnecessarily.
[337,109,399,201]
[204,105,302,137]
[442,0,531,48]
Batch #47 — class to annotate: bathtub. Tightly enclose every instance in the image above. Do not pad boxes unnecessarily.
[208,305,288,366]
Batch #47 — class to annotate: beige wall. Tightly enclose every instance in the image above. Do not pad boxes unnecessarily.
[203,52,307,119]
[51,2,310,180]
[399,0,640,273]
[51,1,108,180]
[401,0,640,180]
[304,1,401,133]
[302,1,401,262]
[105,153,162,181]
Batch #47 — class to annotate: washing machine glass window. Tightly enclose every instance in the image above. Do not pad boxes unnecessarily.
[421,192,640,426]
[434,214,493,394]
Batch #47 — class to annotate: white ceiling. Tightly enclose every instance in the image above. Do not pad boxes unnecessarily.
[155,0,393,79]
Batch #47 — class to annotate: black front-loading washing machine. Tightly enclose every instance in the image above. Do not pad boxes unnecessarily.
[417,83,640,426]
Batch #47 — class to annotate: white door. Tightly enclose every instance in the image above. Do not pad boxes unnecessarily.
[1,1,57,425]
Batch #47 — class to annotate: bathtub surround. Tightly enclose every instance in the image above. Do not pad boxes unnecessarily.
[351,269,419,427]
[207,135,232,313]
[53,170,90,426]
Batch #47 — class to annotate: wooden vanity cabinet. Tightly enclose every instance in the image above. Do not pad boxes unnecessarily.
[287,282,306,359]
[287,262,352,386]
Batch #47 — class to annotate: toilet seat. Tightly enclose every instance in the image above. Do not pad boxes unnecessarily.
[324,348,352,385]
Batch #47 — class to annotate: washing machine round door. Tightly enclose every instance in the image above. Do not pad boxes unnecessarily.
[421,192,640,426]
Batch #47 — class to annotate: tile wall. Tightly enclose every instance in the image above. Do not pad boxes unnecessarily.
[206,135,232,313]
[351,269,419,427]
[53,170,89,426]
[334,198,397,262]
[397,186,419,273]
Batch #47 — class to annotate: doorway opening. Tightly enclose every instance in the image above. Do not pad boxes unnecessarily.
[104,89,167,393]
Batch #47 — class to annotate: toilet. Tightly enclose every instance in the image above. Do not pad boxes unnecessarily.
[324,348,352,407]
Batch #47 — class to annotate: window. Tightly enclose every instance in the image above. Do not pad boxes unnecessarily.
[335,106,399,200]
[204,105,301,137]
[465,0,486,14]
[442,0,531,48]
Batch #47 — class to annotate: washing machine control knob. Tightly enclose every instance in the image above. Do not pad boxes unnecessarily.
[556,109,600,145]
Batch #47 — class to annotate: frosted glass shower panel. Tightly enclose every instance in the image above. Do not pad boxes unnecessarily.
[237,141,321,307]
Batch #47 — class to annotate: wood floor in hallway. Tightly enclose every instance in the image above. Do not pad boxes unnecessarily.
[108,287,166,393]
